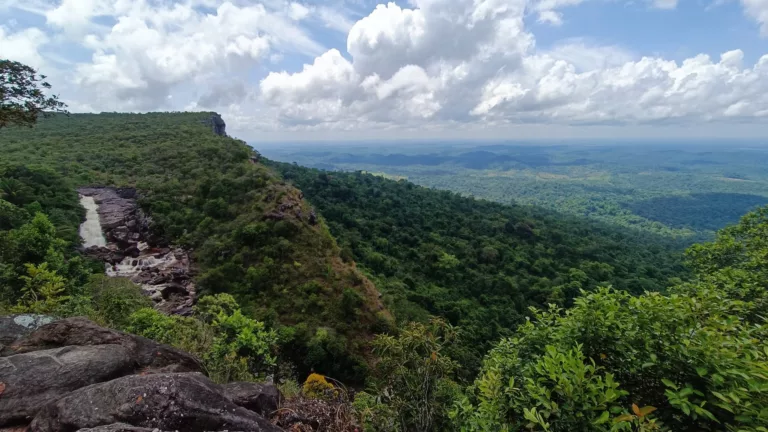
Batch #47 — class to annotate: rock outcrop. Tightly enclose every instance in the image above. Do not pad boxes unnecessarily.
[8,317,203,372]
[0,317,281,432]
[0,315,54,355]
[78,188,195,315]
[204,113,227,137]
[31,373,280,432]
[223,382,283,417]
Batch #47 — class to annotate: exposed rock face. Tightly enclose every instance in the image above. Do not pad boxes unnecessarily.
[31,373,281,432]
[0,315,54,355]
[10,317,204,373]
[223,382,283,416]
[78,188,195,315]
[0,318,204,426]
[0,345,134,426]
[205,113,227,137]
[0,317,280,432]
[76,424,158,432]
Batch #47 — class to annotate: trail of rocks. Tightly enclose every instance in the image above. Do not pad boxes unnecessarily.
[78,187,195,315]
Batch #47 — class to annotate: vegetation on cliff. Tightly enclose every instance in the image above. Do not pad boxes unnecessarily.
[0,112,389,382]
[272,163,686,374]
[1,105,766,431]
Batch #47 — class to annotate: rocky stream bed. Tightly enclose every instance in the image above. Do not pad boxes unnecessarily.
[78,187,195,315]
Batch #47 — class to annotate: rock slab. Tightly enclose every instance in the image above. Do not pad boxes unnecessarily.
[30,373,281,432]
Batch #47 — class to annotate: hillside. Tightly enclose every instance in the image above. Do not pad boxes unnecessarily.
[0,112,389,382]
[271,162,686,373]
[264,142,768,241]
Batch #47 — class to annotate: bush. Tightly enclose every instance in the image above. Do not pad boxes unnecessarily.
[303,373,336,399]
[126,294,278,383]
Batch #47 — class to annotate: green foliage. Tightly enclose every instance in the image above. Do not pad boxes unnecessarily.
[264,143,768,241]
[455,207,768,432]
[14,262,68,314]
[0,59,68,129]
[272,162,685,375]
[355,319,460,432]
[127,294,278,383]
[0,113,388,383]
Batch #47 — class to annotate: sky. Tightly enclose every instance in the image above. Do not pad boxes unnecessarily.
[2,0,768,142]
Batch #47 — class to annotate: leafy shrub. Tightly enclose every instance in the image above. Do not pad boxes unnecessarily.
[127,294,278,383]
[355,319,460,432]
[303,373,335,399]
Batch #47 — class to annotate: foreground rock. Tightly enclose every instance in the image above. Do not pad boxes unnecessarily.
[76,424,159,432]
[0,315,54,356]
[224,382,283,417]
[0,317,282,431]
[10,317,203,372]
[0,345,133,426]
[0,318,204,427]
[78,187,195,315]
[31,373,281,432]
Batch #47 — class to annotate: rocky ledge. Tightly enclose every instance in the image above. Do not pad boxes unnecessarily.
[78,187,195,315]
[0,315,282,432]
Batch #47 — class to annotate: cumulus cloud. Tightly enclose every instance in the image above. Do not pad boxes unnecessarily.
[2,0,768,137]
[742,0,768,35]
[258,0,768,131]
[0,26,49,69]
[13,0,327,111]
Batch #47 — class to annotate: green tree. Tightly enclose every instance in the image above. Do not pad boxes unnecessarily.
[0,60,67,129]
[354,319,460,432]
[454,207,768,432]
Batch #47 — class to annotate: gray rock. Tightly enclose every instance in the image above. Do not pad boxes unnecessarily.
[0,315,55,356]
[30,373,281,432]
[223,382,283,416]
[12,317,203,373]
[0,345,133,426]
[77,424,157,432]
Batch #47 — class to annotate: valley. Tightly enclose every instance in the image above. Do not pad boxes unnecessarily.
[1,113,766,431]
[263,141,768,242]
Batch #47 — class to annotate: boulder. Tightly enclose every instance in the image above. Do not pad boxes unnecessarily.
[223,382,283,416]
[30,373,281,432]
[0,315,55,356]
[11,317,203,373]
[77,424,156,432]
[0,345,133,426]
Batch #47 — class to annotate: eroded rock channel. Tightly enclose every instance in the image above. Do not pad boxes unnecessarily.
[78,187,195,315]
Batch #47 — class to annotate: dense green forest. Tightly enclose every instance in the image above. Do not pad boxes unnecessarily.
[1,111,766,431]
[263,142,768,242]
[271,162,686,374]
[0,113,389,382]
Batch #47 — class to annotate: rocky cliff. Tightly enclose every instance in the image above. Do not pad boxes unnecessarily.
[0,315,281,432]
[205,113,227,136]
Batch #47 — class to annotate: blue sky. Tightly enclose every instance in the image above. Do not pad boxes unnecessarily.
[2,0,768,141]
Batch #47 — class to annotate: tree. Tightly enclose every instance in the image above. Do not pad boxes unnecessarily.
[354,319,460,432]
[0,60,68,129]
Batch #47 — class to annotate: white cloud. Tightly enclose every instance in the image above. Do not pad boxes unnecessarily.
[50,1,326,111]
[289,2,310,20]
[258,0,768,132]
[2,0,768,138]
[742,0,768,35]
[0,26,49,69]
[652,0,679,9]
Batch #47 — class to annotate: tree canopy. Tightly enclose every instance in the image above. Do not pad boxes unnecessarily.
[0,60,67,129]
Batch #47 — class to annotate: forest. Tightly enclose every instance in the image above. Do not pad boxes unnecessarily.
[0,112,389,382]
[271,162,686,374]
[0,112,766,431]
[263,142,768,242]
